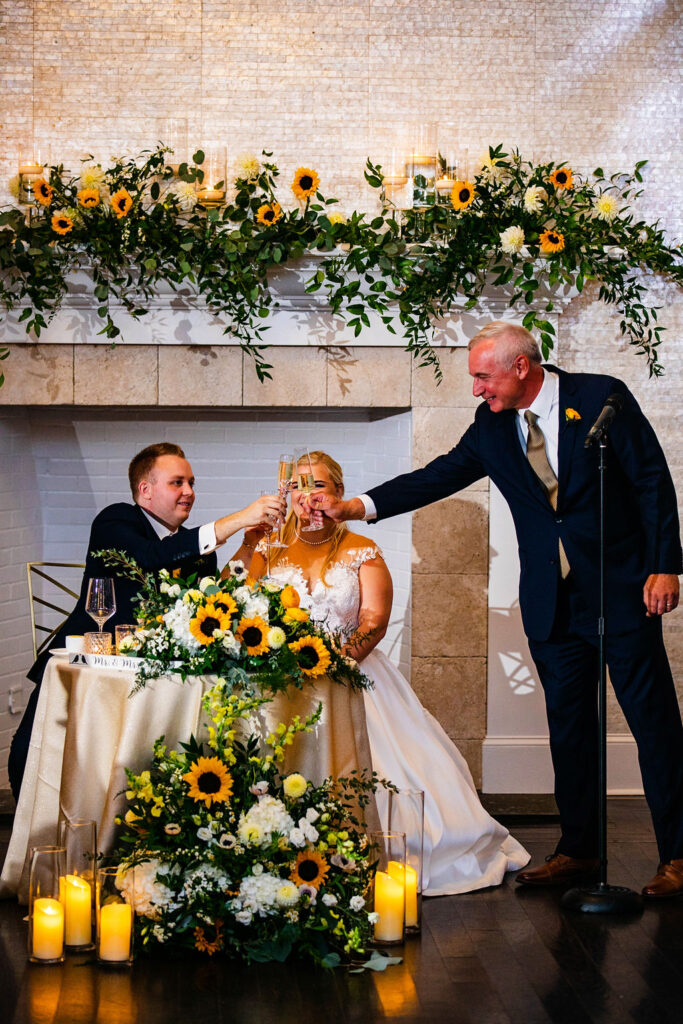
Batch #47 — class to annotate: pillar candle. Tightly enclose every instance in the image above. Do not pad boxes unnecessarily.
[388,860,418,927]
[373,869,404,942]
[64,874,92,946]
[32,898,64,960]
[99,902,132,962]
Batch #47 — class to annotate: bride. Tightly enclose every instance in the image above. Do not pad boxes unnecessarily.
[232,451,529,895]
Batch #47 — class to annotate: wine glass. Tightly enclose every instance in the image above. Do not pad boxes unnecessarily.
[294,449,323,533]
[85,578,116,633]
[271,452,294,549]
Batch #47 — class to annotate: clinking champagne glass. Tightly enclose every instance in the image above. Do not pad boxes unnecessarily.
[295,450,322,533]
[85,578,116,633]
[271,453,294,548]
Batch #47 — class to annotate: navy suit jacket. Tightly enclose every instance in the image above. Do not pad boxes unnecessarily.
[28,503,218,682]
[368,367,682,642]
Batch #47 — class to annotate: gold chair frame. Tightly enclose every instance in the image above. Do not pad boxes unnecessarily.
[26,562,84,661]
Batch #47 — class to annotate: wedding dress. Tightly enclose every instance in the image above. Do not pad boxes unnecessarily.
[264,543,530,896]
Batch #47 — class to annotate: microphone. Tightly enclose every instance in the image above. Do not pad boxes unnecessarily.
[584,393,624,447]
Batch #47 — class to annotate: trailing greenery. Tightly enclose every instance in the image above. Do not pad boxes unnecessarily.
[0,144,680,385]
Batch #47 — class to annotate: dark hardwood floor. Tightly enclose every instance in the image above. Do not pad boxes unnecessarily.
[1,798,681,1024]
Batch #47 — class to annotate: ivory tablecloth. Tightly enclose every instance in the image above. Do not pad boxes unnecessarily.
[0,657,376,903]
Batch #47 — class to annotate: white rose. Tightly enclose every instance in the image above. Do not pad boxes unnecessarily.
[350,895,365,911]
[235,909,253,925]
[322,893,338,907]
[199,576,215,592]
[197,827,213,843]
[288,827,306,848]
[368,911,380,924]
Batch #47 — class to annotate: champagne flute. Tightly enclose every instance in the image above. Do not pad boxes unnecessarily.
[294,449,323,532]
[271,452,294,549]
[85,578,116,633]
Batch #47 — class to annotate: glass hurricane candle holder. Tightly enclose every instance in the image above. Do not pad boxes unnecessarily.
[196,145,227,208]
[58,818,96,950]
[17,146,50,205]
[28,845,66,964]
[406,123,437,209]
[387,789,424,932]
[369,831,406,946]
[115,624,137,655]
[84,632,113,655]
[97,866,134,966]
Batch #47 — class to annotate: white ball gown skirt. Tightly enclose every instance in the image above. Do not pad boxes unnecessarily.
[362,649,530,896]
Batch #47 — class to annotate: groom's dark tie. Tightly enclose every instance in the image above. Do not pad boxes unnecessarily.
[524,410,570,578]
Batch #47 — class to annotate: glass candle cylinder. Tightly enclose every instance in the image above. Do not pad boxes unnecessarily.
[159,116,189,173]
[406,123,437,209]
[387,789,424,932]
[58,818,96,949]
[369,831,406,945]
[28,845,66,964]
[115,624,137,655]
[196,145,227,208]
[17,146,50,205]
[97,867,134,966]
[84,632,113,655]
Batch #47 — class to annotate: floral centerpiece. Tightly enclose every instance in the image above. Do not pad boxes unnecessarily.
[113,679,387,965]
[94,549,370,695]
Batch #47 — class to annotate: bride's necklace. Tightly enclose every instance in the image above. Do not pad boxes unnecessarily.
[294,529,334,547]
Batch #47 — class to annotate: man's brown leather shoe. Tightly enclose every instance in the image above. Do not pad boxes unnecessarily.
[515,853,600,887]
[641,859,683,898]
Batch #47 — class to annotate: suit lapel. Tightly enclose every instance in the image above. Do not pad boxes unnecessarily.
[556,369,580,508]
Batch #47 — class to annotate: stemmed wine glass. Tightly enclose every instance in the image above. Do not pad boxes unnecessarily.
[271,453,294,549]
[85,578,116,632]
[294,449,323,532]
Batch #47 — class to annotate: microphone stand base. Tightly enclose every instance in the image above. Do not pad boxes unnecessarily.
[561,882,642,915]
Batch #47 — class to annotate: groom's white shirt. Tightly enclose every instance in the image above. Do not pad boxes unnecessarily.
[140,507,221,554]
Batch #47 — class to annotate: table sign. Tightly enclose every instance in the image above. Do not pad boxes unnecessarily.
[28,846,66,963]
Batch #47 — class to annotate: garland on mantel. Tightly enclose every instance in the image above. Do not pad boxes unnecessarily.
[0,144,681,387]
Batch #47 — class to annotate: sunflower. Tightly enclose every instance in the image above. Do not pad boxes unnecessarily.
[289,635,331,677]
[205,591,238,619]
[194,919,223,955]
[189,604,232,645]
[111,188,133,218]
[290,849,330,890]
[450,180,476,211]
[183,756,233,808]
[256,202,282,226]
[540,229,565,254]
[235,616,270,655]
[291,167,320,201]
[34,178,53,206]
[51,212,74,235]
[549,167,573,190]
[77,187,100,209]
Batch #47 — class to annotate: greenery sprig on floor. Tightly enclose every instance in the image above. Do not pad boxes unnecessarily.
[0,145,680,385]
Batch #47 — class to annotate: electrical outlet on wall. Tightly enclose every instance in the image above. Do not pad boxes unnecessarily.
[9,686,24,715]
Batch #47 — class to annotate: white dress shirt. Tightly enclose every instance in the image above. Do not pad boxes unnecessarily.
[140,507,220,555]
[358,369,560,521]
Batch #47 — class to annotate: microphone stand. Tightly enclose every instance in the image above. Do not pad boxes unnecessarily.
[561,425,641,914]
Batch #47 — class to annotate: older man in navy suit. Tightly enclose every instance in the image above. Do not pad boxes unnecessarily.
[309,321,683,897]
[9,442,284,801]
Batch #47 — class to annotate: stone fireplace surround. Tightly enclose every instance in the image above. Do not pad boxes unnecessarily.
[0,265,643,797]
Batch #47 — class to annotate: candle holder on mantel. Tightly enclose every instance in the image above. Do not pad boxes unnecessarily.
[28,845,66,964]
[97,866,134,966]
[369,830,406,946]
[406,123,437,209]
[195,145,227,209]
[387,789,424,933]
[58,818,96,951]
[17,147,50,205]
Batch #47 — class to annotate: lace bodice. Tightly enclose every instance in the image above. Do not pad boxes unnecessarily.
[264,547,383,635]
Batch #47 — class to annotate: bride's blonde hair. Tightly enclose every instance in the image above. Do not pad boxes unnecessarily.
[270,450,348,585]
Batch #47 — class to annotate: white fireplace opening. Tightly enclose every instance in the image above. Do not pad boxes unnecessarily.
[0,406,412,785]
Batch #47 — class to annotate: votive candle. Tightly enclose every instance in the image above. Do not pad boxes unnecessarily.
[64,874,92,947]
[99,903,132,962]
[32,898,64,961]
[373,869,404,943]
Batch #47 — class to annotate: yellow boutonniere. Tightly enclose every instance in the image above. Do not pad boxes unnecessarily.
[565,408,581,422]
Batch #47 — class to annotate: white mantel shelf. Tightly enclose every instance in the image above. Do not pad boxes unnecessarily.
[1,255,579,349]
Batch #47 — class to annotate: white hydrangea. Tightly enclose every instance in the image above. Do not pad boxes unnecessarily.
[163,599,201,651]
[221,630,241,657]
[116,859,174,920]
[524,185,547,214]
[233,586,269,621]
[238,872,283,916]
[237,796,294,847]
[500,225,525,255]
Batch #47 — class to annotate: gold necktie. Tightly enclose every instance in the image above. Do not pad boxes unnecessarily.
[524,410,570,578]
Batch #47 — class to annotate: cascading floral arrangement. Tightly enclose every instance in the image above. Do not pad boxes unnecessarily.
[1,144,681,384]
[94,549,370,695]
[112,679,387,966]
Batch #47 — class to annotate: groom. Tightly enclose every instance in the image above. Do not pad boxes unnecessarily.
[308,321,683,897]
[9,441,284,799]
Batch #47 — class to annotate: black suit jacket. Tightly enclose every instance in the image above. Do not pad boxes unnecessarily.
[368,367,682,642]
[28,503,218,682]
